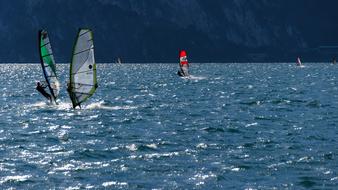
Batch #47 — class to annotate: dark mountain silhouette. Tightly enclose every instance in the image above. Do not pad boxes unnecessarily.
[0,0,337,63]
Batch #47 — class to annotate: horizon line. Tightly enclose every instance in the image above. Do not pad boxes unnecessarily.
[0,62,334,64]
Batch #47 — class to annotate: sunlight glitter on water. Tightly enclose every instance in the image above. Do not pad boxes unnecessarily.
[0,63,337,189]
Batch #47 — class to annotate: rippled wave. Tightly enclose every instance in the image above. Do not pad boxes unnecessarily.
[0,63,337,189]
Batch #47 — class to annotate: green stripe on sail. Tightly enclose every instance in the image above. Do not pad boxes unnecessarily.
[40,42,57,74]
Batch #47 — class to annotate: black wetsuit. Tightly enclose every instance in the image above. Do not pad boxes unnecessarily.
[178,65,189,77]
[36,85,51,101]
[178,70,184,77]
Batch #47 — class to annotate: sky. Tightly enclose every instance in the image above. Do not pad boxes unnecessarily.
[0,0,337,63]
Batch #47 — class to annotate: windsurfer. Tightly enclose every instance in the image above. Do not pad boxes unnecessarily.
[178,50,189,77]
[333,57,336,64]
[36,81,52,101]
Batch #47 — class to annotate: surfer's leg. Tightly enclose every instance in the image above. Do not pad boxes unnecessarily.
[44,92,52,101]
[178,70,183,76]
[182,66,189,76]
[50,96,56,105]
[71,102,76,109]
[37,88,51,101]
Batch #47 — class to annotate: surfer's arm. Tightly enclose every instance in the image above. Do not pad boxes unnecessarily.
[40,81,48,88]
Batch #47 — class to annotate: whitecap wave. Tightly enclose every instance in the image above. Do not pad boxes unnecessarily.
[55,102,73,110]
[24,101,72,110]
[102,181,128,187]
[184,75,207,80]
[85,101,138,110]
[27,101,48,108]
[0,175,32,184]
[126,144,138,151]
[27,101,138,111]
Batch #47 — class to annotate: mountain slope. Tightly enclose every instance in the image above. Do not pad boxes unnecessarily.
[0,0,337,62]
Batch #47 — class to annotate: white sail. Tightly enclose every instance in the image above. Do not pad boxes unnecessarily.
[68,29,98,108]
[297,57,302,66]
[117,57,122,64]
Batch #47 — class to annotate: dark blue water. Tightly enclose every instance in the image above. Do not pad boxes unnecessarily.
[0,63,337,189]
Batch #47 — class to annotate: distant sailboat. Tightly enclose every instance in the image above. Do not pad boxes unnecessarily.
[116,57,122,64]
[67,29,98,109]
[296,57,303,67]
[38,30,60,104]
[177,50,189,77]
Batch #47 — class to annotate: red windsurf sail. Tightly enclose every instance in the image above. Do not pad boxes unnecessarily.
[180,50,188,66]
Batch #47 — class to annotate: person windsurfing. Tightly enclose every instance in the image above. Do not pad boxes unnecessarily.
[67,29,97,109]
[116,57,122,64]
[36,81,52,102]
[38,29,60,105]
[178,50,189,77]
[333,57,336,64]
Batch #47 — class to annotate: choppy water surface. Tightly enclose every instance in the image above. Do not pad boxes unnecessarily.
[0,63,338,189]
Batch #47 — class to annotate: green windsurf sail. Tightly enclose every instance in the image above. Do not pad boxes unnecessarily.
[39,30,60,103]
[67,29,98,108]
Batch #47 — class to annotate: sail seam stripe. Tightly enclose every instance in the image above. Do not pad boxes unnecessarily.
[78,30,91,37]
[41,42,51,47]
[75,92,93,96]
[73,48,93,56]
[71,83,95,87]
[72,69,96,75]
[42,53,53,58]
